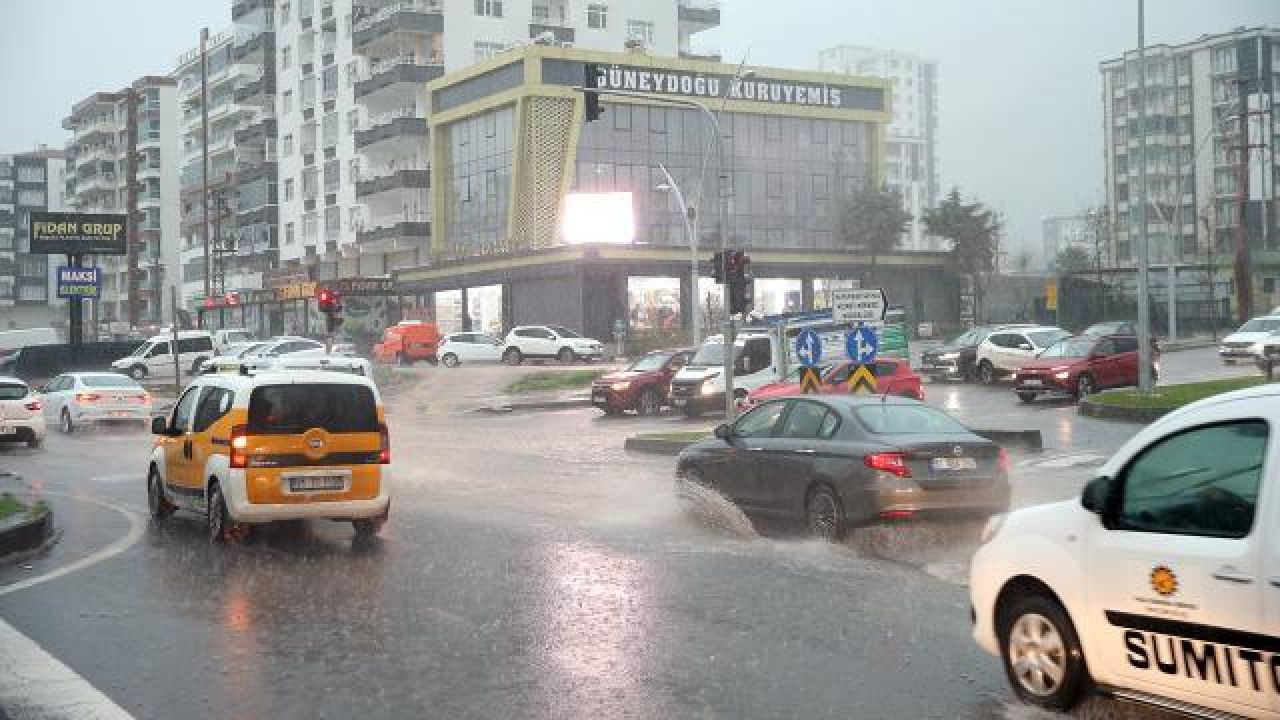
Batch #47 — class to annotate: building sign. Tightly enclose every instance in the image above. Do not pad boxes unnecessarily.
[321,278,398,296]
[30,212,127,255]
[277,281,318,301]
[55,266,100,299]
[590,64,882,111]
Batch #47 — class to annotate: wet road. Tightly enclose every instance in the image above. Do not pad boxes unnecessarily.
[0,351,1237,719]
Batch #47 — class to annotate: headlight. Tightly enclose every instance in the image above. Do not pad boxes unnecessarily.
[700,380,718,396]
[938,352,960,361]
[1054,371,1070,380]
[610,381,630,391]
[980,513,1007,545]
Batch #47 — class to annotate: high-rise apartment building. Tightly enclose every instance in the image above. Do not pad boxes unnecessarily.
[63,77,180,330]
[0,147,67,329]
[819,45,940,251]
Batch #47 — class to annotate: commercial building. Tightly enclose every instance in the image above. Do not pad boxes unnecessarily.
[1100,26,1278,321]
[0,147,67,330]
[819,45,940,251]
[62,77,181,331]
[391,45,958,340]
[1041,214,1092,264]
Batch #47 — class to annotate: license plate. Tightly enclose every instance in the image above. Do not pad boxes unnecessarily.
[672,398,687,407]
[287,474,347,492]
[1022,379,1043,387]
[931,457,977,471]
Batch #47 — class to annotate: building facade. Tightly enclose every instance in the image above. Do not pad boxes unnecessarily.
[1100,26,1278,320]
[1041,214,1092,265]
[0,147,67,330]
[63,77,181,331]
[818,45,940,251]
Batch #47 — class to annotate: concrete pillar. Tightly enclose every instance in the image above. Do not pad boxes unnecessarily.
[801,277,815,311]
[679,273,694,332]
[501,283,514,334]
[460,287,472,331]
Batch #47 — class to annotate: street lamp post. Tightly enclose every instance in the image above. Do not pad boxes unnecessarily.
[1135,0,1153,393]
[656,162,701,346]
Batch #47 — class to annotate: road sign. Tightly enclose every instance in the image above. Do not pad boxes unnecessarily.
[846,325,879,365]
[1045,279,1059,312]
[832,288,887,324]
[55,266,100,299]
[847,364,878,393]
[795,329,822,366]
[800,366,823,394]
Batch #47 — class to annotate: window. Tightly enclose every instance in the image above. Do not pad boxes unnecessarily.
[346,60,358,87]
[625,19,654,47]
[284,178,295,201]
[779,401,831,439]
[347,109,359,134]
[177,337,214,353]
[285,222,295,244]
[853,405,969,435]
[282,134,294,157]
[281,1,290,21]
[734,401,787,438]
[1113,337,1139,353]
[192,387,233,432]
[343,12,352,37]
[16,165,45,183]
[649,107,667,134]
[170,386,201,433]
[766,117,781,142]
[147,341,171,358]
[587,3,607,29]
[474,41,505,62]
[1175,55,1190,76]
[473,0,503,17]
[1118,420,1266,539]
[612,104,631,131]
[281,45,291,70]
[248,384,378,434]
[282,89,293,113]
[17,189,46,206]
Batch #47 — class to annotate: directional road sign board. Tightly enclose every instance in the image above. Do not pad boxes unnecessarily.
[800,366,823,394]
[832,288,887,324]
[795,329,822,366]
[846,325,879,365]
[847,364,878,394]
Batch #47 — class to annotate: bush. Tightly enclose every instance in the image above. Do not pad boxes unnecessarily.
[1091,377,1268,411]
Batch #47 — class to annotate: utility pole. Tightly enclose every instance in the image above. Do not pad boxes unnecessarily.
[1135,0,1153,392]
[125,87,140,327]
[200,27,212,303]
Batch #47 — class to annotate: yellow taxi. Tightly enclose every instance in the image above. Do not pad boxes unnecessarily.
[146,369,391,542]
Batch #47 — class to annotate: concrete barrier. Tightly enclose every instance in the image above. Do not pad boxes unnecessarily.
[0,505,54,561]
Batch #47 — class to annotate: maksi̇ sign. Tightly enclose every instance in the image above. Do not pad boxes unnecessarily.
[29,212,127,255]
[56,266,101,299]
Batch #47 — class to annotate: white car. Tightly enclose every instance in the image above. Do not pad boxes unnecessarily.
[39,372,152,434]
[262,354,373,378]
[973,325,1070,383]
[438,332,503,367]
[1218,315,1280,364]
[971,384,1280,717]
[0,376,45,448]
[241,337,327,371]
[501,325,604,365]
[198,341,268,374]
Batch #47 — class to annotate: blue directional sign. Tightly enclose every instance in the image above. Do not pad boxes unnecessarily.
[795,329,822,366]
[846,325,879,364]
[55,266,100,299]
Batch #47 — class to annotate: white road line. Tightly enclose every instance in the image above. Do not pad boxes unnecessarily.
[0,617,136,719]
[0,491,144,598]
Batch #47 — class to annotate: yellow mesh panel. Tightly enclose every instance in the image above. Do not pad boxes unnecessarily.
[511,97,576,250]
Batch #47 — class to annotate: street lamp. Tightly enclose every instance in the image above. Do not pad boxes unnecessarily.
[656,163,700,345]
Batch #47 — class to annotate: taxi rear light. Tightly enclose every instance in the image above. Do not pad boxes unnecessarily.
[76,393,101,403]
[230,424,249,468]
[24,399,42,411]
[378,422,390,464]
[865,452,911,478]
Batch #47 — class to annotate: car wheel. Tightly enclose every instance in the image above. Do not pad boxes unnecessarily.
[353,511,388,537]
[998,594,1090,711]
[636,387,661,416]
[207,483,248,544]
[503,348,523,366]
[804,484,845,541]
[1017,392,1037,404]
[128,365,147,381]
[60,409,74,435]
[557,347,575,364]
[1075,374,1095,398]
[441,353,460,368]
[148,467,174,525]
[978,360,996,384]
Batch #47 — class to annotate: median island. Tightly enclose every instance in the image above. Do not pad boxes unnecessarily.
[1081,377,1270,422]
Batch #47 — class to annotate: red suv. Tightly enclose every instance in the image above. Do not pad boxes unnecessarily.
[592,349,693,416]
[743,358,924,410]
[1011,334,1158,402]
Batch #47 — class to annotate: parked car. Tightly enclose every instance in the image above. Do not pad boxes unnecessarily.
[1080,320,1135,336]
[0,341,137,385]
[240,337,327,372]
[974,326,1071,383]
[211,328,256,353]
[1218,315,1280,364]
[591,348,693,415]
[198,342,268,374]
[676,396,1010,539]
[1010,335,1158,403]
[39,372,152,433]
[0,376,45,448]
[919,324,1034,382]
[437,332,504,368]
[743,357,924,409]
[110,331,216,381]
[374,322,441,366]
[0,327,59,369]
[502,325,604,365]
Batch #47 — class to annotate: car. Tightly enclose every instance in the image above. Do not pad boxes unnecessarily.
[591,348,693,415]
[374,322,441,366]
[974,325,1071,383]
[263,354,373,378]
[676,396,1010,539]
[919,324,1027,382]
[0,376,45,449]
[198,341,268,374]
[1011,335,1158,402]
[240,336,327,371]
[437,332,504,368]
[502,325,604,365]
[970,383,1280,717]
[211,328,255,353]
[1080,320,1136,336]
[110,331,216,381]
[743,358,924,409]
[1219,315,1280,364]
[146,370,391,542]
[39,372,152,433]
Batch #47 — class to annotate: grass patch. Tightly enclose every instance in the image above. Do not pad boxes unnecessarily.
[1092,376,1268,411]
[633,430,713,443]
[505,369,606,395]
[0,493,27,522]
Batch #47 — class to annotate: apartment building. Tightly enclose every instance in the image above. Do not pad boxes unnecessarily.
[819,45,940,251]
[62,77,180,330]
[0,147,67,330]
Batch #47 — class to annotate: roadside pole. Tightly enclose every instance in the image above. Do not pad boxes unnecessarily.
[1135,0,1154,392]
[170,285,182,397]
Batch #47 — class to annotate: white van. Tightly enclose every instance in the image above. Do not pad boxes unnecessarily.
[111,331,216,381]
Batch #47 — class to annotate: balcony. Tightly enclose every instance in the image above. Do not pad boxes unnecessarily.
[355,113,428,150]
[234,118,277,146]
[353,0,443,51]
[679,48,722,63]
[529,23,574,44]
[231,0,270,20]
[678,0,721,29]
[233,30,275,62]
[355,57,444,102]
[358,221,430,249]
[357,169,429,199]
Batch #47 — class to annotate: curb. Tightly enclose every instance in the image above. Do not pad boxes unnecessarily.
[1078,396,1167,423]
[474,397,592,414]
[1161,340,1218,353]
[624,437,690,455]
[623,427,1044,455]
[0,506,54,561]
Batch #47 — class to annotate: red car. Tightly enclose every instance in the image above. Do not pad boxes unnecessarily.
[1011,334,1159,402]
[743,358,925,410]
[591,348,693,415]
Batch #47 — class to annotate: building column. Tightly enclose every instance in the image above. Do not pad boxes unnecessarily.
[801,277,815,311]
[460,287,472,331]
[679,273,694,333]
[501,283,514,334]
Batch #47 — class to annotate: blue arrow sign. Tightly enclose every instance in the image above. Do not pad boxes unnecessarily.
[795,329,822,366]
[846,325,879,364]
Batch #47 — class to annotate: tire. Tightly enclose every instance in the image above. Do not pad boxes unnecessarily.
[1075,374,1095,398]
[60,409,74,435]
[128,365,147,381]
[636,387,661,416]
[557,347,575,364]
[503,348,523,366]
[997,594,1090,711]
[207,483,248,544]
[353,514,387,538]
[147,467,174,525]
[1017,392,1037,404]
[978,360,996,384]
[804,484,845,541]
[441,353,460,368]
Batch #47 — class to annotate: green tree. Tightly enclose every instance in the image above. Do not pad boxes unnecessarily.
[1054,246,1094,275]
[924,188,1002,320]
[836,184,911,283]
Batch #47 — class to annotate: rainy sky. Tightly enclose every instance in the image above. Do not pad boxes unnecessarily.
[2,0,1276,258]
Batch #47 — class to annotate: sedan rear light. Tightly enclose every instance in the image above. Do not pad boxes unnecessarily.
[75,393,101,403]
[997,447,1010,475]
[378,422,390,464]
[879,510,915,520]
[865,452,911,478]
[911,385,925,401]
[24,399,42,411]
[135,393,151,404]
[229,424,249,469]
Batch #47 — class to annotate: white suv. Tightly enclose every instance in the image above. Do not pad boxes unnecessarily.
[502,325,604,365]
[0,376,45,449]
[974,325,1070,383]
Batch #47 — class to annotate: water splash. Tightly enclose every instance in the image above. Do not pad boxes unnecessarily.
[674,478,757,539]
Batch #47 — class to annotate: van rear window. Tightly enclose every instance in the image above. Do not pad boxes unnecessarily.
[248,384,378,434]
[0,383,28,400]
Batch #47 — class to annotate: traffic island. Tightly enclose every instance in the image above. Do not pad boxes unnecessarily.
[1080,377,1269,423]
[0,483,55,562]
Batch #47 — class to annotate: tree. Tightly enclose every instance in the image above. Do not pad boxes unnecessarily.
[1054,246,1094,275]
[836,184,910,283]
[924,188,1002,320]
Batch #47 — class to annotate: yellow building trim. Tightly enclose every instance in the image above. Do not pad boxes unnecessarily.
[399,246,588,283]
[504,95,528,250]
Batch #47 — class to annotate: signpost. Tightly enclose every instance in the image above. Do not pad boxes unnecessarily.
[29,212,128,349]
[55,266,101,299]
[832,288,887,325]
[800,367,823,394]
[846,325,880,394]
[795,329,822,367]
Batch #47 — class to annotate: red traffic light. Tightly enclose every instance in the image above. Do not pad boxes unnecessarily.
[316,287,342,312]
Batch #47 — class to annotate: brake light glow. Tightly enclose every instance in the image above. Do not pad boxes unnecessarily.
[378,422,390,464]
[75,393,101,403]
[135,393,151,404]
[997,447,1010,475]
[879,510,915,520]
[911,385,925,401]
[229,424,249,468]
[865,452,911,478]
[24,400,42,411]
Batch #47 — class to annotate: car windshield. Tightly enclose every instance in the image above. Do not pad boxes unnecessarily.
[1028,330,1070,348]
[1039,338,1095,358]
[690,342,727,366]
[628,353,671,372]
[1237,318,1280,333]
[230,343,265,358]
[854,404,971,435]
[0,382,28,400]
[80,375,139,388]
[248,384,378,434]
[1083,322,1122,335]
[549,326,580,338]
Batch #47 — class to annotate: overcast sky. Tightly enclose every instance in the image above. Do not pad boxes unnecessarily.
[2,1,1276,255]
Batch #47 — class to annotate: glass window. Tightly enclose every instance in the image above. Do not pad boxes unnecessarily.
[0,382,28,400]
[473,0,503,17]
[853,405,970,435]
[612,104,631,131]
[779,401,830,439]
[171,386,201,433]
[248,384,379,434]
[625,19,654,46]
[147,341,171,358]
[1118,421,1266,539]
[192,387,233,432]
[587,3,607,29]
[734,401,787,438]
[80,375,138,388]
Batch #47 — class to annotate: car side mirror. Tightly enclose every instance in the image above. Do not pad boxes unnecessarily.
[1081,476,1113,515]
[151,416,171,436]
[713,423,733,441]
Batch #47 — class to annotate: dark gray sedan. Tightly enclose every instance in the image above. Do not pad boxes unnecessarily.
[676,396,1011,539]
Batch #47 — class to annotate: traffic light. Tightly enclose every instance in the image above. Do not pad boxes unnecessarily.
[316,286,344,334]
[712,250,726,284]
[725,250,750,283]
[728,276,754,315]
[724,250,752,315]
[584,63,605,122]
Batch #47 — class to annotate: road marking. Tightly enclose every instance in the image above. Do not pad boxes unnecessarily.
[1017,452,1105,470]
[0,617,136,719]
[0,492,144,598]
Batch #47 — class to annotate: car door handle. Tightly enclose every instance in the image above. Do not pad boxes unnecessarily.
[1212,566,1254,584]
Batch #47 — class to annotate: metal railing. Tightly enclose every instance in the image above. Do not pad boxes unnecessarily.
[353,0,442,36]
